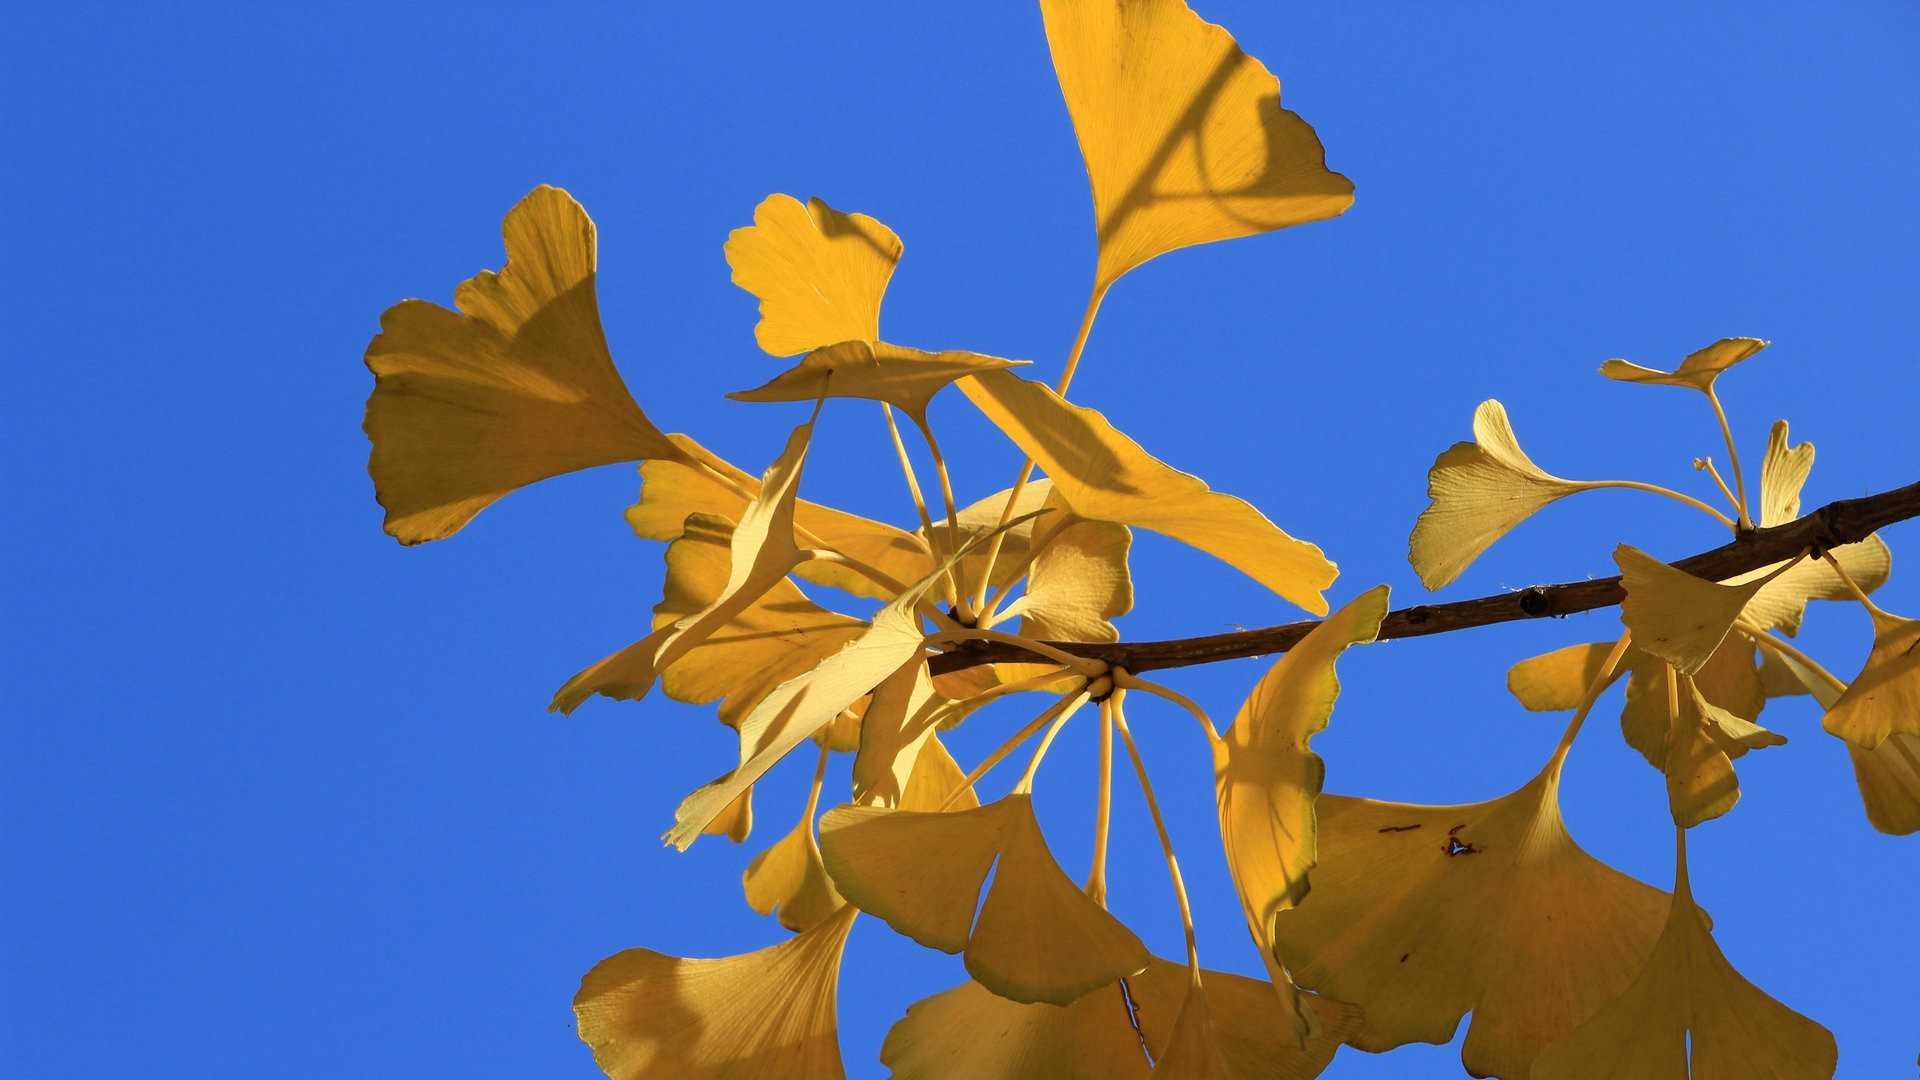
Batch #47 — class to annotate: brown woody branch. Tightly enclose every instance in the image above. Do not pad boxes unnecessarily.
[929,479,1920,677]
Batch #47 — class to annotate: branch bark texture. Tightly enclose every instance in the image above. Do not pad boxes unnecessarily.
[929,479,1920,676]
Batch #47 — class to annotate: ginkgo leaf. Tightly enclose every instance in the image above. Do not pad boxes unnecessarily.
[551,420,817,714]
[730,340,1025,421]
[574,905,857,1079]
[663,516,1038,849]
[877,958,1359,1080]
[628,432,931,602]
[725,193,901,357]
[1408,400,1594,590]
[1734,537,1892,637]
[1598,336,1767,392]
[363,185,685,544]
[1000,492,1135,645]
[1665,674,1786,829]
[1039,0,1353,292]
[1758,419,1815,527]
[1213,586,1387,1033]
[899,732,978,814]
[1269,765,1672,1080]
[819,793,1150,1005]
[742,813,845,934]
[961,369,1336,614]
[1617,544,1789,675]
[1823,607,1920,750]
[1506,642,1628,713]
[1769,650,1920,835]
[1531,845,1836,1079]
[849,660,942,809]
[925,480,1058,602]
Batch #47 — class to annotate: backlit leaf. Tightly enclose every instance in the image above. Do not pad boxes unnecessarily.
[574,905,857,1079]
[1617,544,1786,675]
[1597,336,1768,393]
[819,793,1150,1004]
[1270,765,1671,1079]
[1770,650,1920,835]
[742,813,845,933]
[1665,674,1785,829]
[849,660,942,809]
[1039,0,1353,292]
[364,186,683,543]
[725,193,901,357]
[1408,400,1593,590]
[1823,606,1920,750]
[961,369,1335,614]
[1531,845,1836,1079]
[1213,586,1387,1032]
[731,340,1024,420]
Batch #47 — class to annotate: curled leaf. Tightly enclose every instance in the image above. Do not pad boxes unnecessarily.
[1531,845,1836,1079]
[961,369,1335,614]
[1213,586,1387,1032]
[819,793,1149,1005]
[849,660,942,809]
[1270,766,1671,1079]
[1617,544,1787,676]
[725,193,901,357]
[1408,400,1593,590]
[363,186,684,543]
[1823,607,1920,750]
[1039,0,1353,292]
[573,905,857,1079]
[731,340,1024,420]
[1665,674,1785,829]
[1598,336,1767,392]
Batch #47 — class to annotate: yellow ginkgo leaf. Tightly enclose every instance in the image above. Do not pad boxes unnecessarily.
[742,816,845,934]
[819,793,1149,1005]
[1734,537,1892,637]
[899,732,978,813]
[730,340,1026,421]
[877,958,1359,1080]
[1213,586,1387,1032]
[363,185,685,544]
[961,369,1335,614]
[1769,649,1920,835]
[1001,494,1134,643]
[1039,0,1353,292]
[551,420,817,715]
[924,480,1057,603]
[725,193,901,357]
[629,432,931,602]
[1665,674,1786,829]
[1506,641,1628,713]
[574,905,857,1079]
[1409,400,1594,590]
[1531,844,1837,1079]
[1617,544,1789,675]
[1598,336,1767,392]
[1823,607,1920,750]
[1758,419,1815,527]
[1269,765,1672,1080]
[849,660,942,809]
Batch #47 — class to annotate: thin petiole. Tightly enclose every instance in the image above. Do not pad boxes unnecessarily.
[1821,549,1894,620]
[1112,668,1219,742]
[911,411,976,616]
[1113,693,1201,975]
[923,666,1077,730]
[1694,457,1742,518]
[1705,385,1753,530]
[799,548,912,597]
[1087,698,1115,906]
[1549,632,1633,767]
[1736,622,1848,696]
[1587,479,1736,530]
[1014,690,1088,793]
[939,686,1091,810]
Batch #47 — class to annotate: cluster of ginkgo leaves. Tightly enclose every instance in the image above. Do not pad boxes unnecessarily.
[360,1,1913,1077]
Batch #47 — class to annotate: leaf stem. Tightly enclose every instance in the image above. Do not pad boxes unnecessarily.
[911,411,976,613]
[1694,457,1742,518]
[939,686,1091,810]
[1588,479,1736,530]
[1705,385,1754,531]
[1014,690,1088,793]
[1112,668,1219,742]
[1087,697,1115,906]
[1822,549,1894,621]
[1113,692,1200,975]
[1549,632,1633,766]
[1736,623,1848,695]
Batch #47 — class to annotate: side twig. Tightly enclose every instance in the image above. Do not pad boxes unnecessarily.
[930,478,1920,676]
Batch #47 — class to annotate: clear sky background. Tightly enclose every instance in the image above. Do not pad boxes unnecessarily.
[5,3,1918,1077]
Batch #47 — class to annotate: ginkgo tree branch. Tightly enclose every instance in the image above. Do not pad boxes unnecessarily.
[930,477,1920,676]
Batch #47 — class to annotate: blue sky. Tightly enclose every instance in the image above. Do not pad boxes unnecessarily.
[4,3,1917,1077]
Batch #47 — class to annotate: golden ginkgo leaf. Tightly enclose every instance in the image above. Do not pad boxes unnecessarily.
[574,905,857,1079]
[628,432,931,602]
[1758,419,1815,527]
[725,193,901,357]
[961,369,1335,614]
[363,185,685,544]
[1269,766,1672,1080]
[1408,400,1594,590]
[1213,586,1387,1032]
[1823,607,1920,750]
[877,958,1359,1080]
[1530,844,1837,1079]
[849,660,942,809]
[662,538,964,850]
[1734,538,1892,637]
[551,420,817,715]
[1506,641,1628,713]
[731,340,1026,421]
[1038,0,1353,292]
[1000,490,1134,645]
[1768,649,1920,835]
[1665,674,1786,829]
[1597,336,1768,392]
[819,793,1149,1005]
[1617,545,1789,676]
[742,809,845,933]
[899,731,978,813]
[924,480,1058,602]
